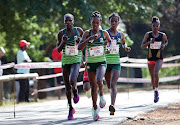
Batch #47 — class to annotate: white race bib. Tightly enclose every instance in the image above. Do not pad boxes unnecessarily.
[150,42,161,49]
[65,46,78,55]
[89,46,104,57]
[106,45,119,54]
[111,39,117,46]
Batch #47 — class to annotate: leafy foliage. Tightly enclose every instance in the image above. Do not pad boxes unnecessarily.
[0,0,179,63]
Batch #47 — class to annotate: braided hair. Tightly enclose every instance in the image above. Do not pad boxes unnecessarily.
[152,16,160,24]
[109,13,120,21]
[91,11,102,21]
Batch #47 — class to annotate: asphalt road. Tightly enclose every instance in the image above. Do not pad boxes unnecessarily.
[0,89,180,125]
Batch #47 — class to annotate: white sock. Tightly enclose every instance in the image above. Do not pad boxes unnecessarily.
[154,87,158,91]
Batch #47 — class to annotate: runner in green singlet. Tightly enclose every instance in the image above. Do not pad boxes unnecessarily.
[105,13,131,115]
[78,11,111,121]
[56,13,83,120]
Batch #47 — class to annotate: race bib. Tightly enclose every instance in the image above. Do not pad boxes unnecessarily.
[89,46,104,57]
[150,42,162,49]
[111,39,117,46]
[106,45,119,54]
[65,46,78,55]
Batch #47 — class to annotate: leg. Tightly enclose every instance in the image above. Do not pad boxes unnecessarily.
[18,79,26,102]
[69,63,80,90]
[88,72,97,109]
[96,66,106,108]
[83,67,90,91]
[83,81,91,98]
[63,67,76,120]
[69,63,80,103]
[83,81,91,91]
[57,76,63,99]
[62,68,71,106]
[110,69,120,105]
[25,79,30,102]
[57,84,62,100]
[15,80,20,103]
[148,64,155,89]
[154,60,163,88]
[105,72,111,89]
[96,66,106,96]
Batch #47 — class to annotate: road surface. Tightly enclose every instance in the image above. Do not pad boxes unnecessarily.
[0,89,180,125]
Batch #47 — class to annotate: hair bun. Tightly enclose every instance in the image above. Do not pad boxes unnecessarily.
[152,17,157,22]
[152,16,160,24]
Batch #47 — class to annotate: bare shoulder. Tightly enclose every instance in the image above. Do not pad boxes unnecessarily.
[84,30,90,34]
[144,31,151,37]
[159,31,166,36]
[58,29,64,36]
[76,27,83,32]
[102,30,108,34]
[83,30,90,38]
[119,32,125,37]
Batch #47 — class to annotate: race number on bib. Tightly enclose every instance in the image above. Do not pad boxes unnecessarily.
[106,45,119,54]
[65,46,78,55]
[89,46,104,57]
[150,42,162,49]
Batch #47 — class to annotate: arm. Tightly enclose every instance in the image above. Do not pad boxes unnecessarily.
[75,27,84,44]
[103,30,111,44]
[17,51,31,63]
[56,30,68,53]
[24,52,32,62]
[0,47,5,58]
[141,32,154,49]
[121,33,131,52]
[78,30,100,50]
[78,31,90,50]
[77,27,84,37]
[161,33,168,50]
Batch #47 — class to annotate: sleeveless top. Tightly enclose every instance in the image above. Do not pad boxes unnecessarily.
[105,29,122,64]
[61,27,81,65]
[147,31,164,61]
[86,30,106,63]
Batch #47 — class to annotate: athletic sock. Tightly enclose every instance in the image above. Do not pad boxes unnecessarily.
[154,87,158,91]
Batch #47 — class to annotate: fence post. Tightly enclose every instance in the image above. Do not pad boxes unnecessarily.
[0,81,4,105]
[33,78,38,102]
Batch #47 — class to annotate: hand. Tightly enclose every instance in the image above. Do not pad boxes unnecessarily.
[75,36,81,43]
[125,47,131,52]
[161,44,166,50]
[104,39,109,45]
[62,34,68,43]
[89,33,100,42]
[150,38,155,44]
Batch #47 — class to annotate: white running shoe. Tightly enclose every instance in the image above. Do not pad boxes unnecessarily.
[92,106,100,121]
[86,89,91,98]
[99,95,106,108]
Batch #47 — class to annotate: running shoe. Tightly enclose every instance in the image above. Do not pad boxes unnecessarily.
[154,90,159,103]
[109,105,115,115]
[68,107,75,120]
[92,106,100,121]
[73,89,79,104]
[99,95,106,108]
[86,89,91,98]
